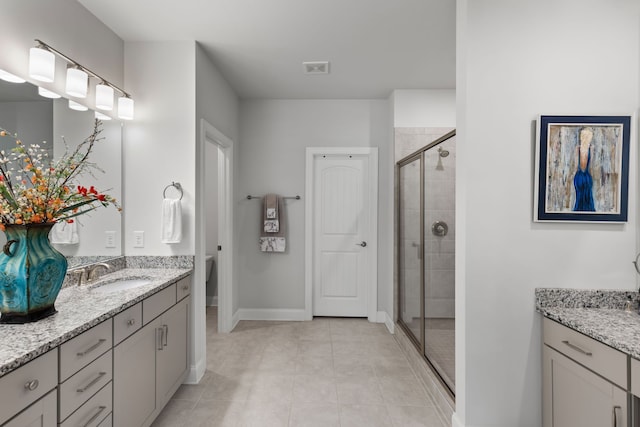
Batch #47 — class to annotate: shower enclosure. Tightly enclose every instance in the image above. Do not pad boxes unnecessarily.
[397,130,456,396]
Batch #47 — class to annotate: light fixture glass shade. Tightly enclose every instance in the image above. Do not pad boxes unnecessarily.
[38,87,61,99]
[95,111,112,121]
[29,47,55,82]
[65,67,88,98]
[0,69,25,83]
[117,96,134,120]
[68,99,88,111]
[95,83,114,110]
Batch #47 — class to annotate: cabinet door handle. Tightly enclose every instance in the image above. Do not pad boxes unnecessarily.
[24,379,39,391]
[182,285,189,291]
[77,372,107,393]
[561,340,592,356]
[83,405,107,427]
[163,324,169,347]
[612,405,622,427]
[157,327,164,351]
[126,318,136,326]
[77,339,107,357]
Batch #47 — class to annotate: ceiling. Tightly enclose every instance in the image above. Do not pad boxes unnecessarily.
[78,0,455,99]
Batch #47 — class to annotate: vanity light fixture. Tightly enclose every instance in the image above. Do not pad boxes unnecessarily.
[95,111,111,121]
[29,40,134,119]
[117,96,134,120]
[95,82,114,111]
[65,66,88,98]
[29,44,55,82]
[0,69,25,83]
[68,99,88,111]
[37,87,61,99]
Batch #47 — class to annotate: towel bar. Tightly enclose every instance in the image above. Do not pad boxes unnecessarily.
[246,195,300,200]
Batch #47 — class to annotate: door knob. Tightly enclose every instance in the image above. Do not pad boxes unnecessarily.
[356,241,367,247]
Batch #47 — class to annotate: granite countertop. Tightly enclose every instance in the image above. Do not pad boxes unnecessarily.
[536,287,640,360]
[0,267,192,378]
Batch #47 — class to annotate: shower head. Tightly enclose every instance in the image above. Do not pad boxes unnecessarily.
[438,147,449,157]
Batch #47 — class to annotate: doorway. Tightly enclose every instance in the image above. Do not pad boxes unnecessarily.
[304,147,378,322]
[191,119,234,383]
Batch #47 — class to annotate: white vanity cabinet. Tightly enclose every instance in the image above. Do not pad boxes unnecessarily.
[543,318,628,427]
[113,277,191,427]
[0,350,58,426]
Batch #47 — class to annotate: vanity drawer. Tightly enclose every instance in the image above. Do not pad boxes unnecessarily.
[59,350,113,422]
[0,349,58,425]
[60,320,112,381]
[543,317,627,389]
[113,303,142,345]
[143,283,176,324]
[176,277,191,301]
[59,382,112,427]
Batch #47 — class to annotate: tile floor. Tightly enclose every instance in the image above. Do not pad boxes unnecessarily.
[152,307,447,427]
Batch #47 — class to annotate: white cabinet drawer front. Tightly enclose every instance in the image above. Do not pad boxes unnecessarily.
[143,284,176,325]
[113,303,142,345]
[176,277,191,301]
[59,350,113,422]
[543,318,627,389]
[59,382,112,427]
[0,349,58,425]
[60,320,112,381]
[3,389,57,427]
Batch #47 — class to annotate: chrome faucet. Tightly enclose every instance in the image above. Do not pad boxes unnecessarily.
[70,268,87,286]
[86,263,111,283]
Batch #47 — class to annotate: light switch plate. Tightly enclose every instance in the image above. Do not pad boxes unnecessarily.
[133,231,144,248]
[105,231,116,248]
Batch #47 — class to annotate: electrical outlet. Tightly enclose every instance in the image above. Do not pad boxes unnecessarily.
[133,231,144,248]
[105,231,116,248]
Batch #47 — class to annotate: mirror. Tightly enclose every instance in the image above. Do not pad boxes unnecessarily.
[0,79,122,264]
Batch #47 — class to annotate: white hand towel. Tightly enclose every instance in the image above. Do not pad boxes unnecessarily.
[161,199,182,244]
[50,221,79,245]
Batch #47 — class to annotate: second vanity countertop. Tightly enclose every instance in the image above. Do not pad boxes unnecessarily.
[536,288,640,360]
[0,267,192,378]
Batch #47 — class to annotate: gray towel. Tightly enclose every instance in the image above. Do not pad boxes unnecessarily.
[260,195,286,252]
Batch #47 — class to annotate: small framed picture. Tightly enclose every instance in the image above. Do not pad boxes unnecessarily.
[534,115,631,222]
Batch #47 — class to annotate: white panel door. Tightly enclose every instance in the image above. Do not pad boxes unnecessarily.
[313,155,371,317]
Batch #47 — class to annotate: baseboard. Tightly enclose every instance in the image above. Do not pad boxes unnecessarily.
[237,308,306,321]
[206,296,218,306]
[376,311,395,334]
[184,356,206,385]
[452,413,464,427]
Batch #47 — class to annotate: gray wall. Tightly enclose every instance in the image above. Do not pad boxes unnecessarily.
[237,99,391,313]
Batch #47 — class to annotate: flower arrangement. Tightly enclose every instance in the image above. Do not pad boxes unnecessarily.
[0,119,120,229]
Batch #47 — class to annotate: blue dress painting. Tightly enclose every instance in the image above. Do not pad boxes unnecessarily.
[573,129,595,212]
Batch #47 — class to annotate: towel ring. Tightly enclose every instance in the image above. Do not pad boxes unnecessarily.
[163,182,183,200]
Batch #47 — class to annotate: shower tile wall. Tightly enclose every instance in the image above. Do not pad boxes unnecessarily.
[424,140,455,318]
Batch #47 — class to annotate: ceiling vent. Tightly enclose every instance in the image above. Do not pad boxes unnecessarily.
[303,61,330,74]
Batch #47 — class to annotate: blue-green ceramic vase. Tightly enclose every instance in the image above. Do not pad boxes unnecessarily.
[0,223,68,323]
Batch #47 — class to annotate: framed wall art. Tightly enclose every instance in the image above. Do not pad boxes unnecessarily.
[534,115,631,222]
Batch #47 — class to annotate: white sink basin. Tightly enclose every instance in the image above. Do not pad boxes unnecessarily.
[91,278,152,293]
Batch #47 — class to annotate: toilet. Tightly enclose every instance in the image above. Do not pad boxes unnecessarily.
[205,255,217,306]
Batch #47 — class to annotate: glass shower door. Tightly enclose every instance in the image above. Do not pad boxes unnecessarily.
[423,137,456,393]
[398,155,422,344]
[397,130,456,397]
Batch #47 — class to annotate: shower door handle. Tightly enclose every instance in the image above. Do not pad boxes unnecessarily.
[356,241,367,247]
